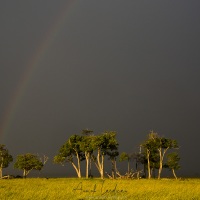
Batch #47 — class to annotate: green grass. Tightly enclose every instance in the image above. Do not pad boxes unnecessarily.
[0,178,200,200]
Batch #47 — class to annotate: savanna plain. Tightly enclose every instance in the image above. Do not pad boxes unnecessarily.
[0,178,200,200]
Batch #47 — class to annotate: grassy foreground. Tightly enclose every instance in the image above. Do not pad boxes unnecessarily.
[0,178,200,200]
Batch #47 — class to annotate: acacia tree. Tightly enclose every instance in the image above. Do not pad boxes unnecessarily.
[156,136,178,179]
[165,152,180,179]
[14,153,43,178]
[92,131,118,179]
[132,152,147,178]
[0,144,13,178]
[141,133,158,179]
[119,152,132,174]
[80,129,94,178]
[40,154,49,166]
[54,134,85,178]
[107,150,119,179]
[142,131,178,179]
[141,147,160,178]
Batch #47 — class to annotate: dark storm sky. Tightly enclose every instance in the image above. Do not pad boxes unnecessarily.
[0,1,200,177]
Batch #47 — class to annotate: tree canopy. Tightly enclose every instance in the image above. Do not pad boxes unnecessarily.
[0,144,13,178]
[14,153,43,178]
[1,129,181,179]
[54,134,85,178]
[141,131,179,179]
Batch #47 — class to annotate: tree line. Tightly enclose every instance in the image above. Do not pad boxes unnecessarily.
[0,130,180,179]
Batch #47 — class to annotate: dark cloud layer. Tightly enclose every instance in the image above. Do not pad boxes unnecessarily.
[0,1,200,177]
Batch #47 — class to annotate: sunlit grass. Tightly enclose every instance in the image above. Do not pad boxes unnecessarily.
[0,178,200,200]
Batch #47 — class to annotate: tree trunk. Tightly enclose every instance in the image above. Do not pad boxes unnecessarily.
[76,152,82,178]
[69,151,82,178]
[101,154,104,179]
[172,168,177,179]
[85,152,90,179]
[96,149,104,179]
[158,148,162,179]
[0,158,3,178]
[158,148,168,179]
[23,170,27,178]
[67,149,83,178]
[147,149,151,179]
[0,167,2,178]
[96,149,101,173]
[111,160,114,179]
[114,159,117,179]
[89,157,92,177]
[158,164,162,179]
[86,158,89,179]
[71,162,81,178]
[111,159,116,179]
[136,160,140,179]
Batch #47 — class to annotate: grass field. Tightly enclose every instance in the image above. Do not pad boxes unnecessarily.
[0,178,200,200]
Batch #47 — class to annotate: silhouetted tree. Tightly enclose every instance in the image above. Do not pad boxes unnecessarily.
[165,152,180,179]
[107,150,119,179]
[54,134,85,178]
[119,152,132,174]
[14,153,43,178]
[141,147,160,178]
[141,132,158,179]
[0,144,13,178]
[132,151,146,178]
[80,129,94,178]
[142,131,178,179]
[92,131,118,179]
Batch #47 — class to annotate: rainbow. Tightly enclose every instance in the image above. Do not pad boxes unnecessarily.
[0,0,77,141]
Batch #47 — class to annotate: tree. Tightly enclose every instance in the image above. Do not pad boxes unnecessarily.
[92,131,118,179]
[132,152,146,178]
[142,131,178,179]
[119,152,132,174]
[165,152,180,179]
[107,150,119,179]
[141,132,158,179]
[80,129,94,178]
[0,144,13,178]
[141,146,160,178]
[14,153,43,178]
[156,136,178,179]
[38,154,49,176]
[40,154,49,166]
[54,134,85,178]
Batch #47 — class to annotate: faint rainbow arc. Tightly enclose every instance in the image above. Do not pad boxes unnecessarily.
[0,0,77,141]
